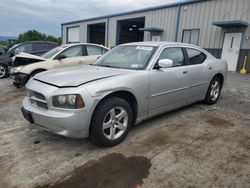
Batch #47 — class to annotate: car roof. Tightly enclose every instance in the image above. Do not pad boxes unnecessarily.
[63,43,109,49]
[120,41,200,48]
[21,41,58,44]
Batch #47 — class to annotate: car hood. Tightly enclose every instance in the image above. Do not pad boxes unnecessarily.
[33,65,132,87]
[12,52,46,67]
[14,52,46,61]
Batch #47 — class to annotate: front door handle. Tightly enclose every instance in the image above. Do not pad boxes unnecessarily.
[208,66,212,70]
[183,70,188,74]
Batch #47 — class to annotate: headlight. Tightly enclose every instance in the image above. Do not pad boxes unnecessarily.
[52,94,84,109]
[10,66,23,74]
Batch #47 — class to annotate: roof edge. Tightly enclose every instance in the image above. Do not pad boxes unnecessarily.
[61,0,202,26]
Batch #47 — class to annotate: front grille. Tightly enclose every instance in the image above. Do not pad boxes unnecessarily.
[27,90,48,109]
[33,91,46,100]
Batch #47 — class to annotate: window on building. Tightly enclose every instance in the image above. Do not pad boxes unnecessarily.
[159,47,185,67]
[182,29,200,45]
[186,48,206,65]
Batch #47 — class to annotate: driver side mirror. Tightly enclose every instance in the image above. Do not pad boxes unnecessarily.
[9,51,15,57]
[155,59,173,69]
[57,54,67,60]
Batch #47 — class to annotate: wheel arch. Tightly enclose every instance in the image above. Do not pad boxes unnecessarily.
[30,68,47,77]
[89,90,138,133]
[214,73,224,86]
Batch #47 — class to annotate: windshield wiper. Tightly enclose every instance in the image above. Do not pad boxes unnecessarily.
[90,64,123,69]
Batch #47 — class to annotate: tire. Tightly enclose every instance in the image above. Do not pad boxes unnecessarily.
[90,97,133,147]
[204,76,222,105]
[0,64,8,78]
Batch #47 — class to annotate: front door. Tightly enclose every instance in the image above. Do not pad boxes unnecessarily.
[221,32,242,71]
[54,45,85,68]
[149,47,189,116]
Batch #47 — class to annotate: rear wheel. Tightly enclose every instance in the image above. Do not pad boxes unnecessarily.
[204,76,222,105]
[0,64,8,78]
[90,97,133,147]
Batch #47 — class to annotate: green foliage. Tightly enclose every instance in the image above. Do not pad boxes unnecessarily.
[0,41,7,46]
[17,29,61,44]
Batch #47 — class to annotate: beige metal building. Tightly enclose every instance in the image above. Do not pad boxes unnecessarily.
[61,0,250,71]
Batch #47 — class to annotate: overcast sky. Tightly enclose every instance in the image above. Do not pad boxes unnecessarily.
[0,0,179,37]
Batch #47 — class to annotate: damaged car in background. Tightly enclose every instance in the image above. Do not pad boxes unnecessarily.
[10,43,109,88]
[21,41,228,147]
[0,41,58,78]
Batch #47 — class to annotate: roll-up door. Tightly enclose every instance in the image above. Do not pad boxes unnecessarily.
[67,27,80,43]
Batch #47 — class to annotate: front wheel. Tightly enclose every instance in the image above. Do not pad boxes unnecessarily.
[0,64,8,78]
[90,97,133,147]
[204,76,222,105]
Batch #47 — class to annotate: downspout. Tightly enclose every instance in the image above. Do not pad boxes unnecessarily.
[60,25,63,44]
[175,4,181,42]
[105,17,109,47]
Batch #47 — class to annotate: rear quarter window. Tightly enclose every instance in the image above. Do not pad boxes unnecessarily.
[86,45,102,55]
[186,48,206,65]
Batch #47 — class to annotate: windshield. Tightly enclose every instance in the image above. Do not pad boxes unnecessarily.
[7,44,19,53]
[94,45,156,70]
[41,46,67,59]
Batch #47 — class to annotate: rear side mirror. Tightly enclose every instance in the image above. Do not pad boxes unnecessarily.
[157,59,173,68]
[57,54,67,60]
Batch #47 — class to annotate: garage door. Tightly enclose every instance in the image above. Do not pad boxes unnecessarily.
[67,27,80,43]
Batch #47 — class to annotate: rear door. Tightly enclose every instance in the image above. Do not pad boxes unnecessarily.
[84,45,104,64]
[183,48,209,102]
[149,47,189,116]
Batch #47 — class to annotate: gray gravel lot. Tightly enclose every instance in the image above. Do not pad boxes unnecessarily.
[0,72,250,188]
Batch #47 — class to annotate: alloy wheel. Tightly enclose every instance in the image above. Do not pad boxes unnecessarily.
[0,65,6,78]
[102,106,128,140]
[210,80,220,101]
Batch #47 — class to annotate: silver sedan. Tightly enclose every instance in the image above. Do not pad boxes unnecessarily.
[22,42,227,147]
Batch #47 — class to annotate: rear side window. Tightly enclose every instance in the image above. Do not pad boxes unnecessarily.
[86,45,102,55]
[159,47,185,67]
[186,48,206,65]
[101,48,108,54]
[33,43,50,51]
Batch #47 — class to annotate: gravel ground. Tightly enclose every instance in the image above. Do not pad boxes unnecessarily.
[0,72,249,188]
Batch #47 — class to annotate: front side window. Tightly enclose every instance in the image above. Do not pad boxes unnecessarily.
[59,45,82,58]
[158,47,185,67]
[94,45,156,70]
[42,46,67,59]
[186,48,206,65]
[86,45,102,55]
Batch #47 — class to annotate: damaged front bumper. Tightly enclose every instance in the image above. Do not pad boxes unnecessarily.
[11,73,29,88]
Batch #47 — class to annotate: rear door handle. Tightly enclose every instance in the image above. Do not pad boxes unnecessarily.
[183,70,188,74]
[209,66,212,70]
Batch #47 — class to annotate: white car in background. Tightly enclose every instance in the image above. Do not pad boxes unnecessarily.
[10,43,109,88]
